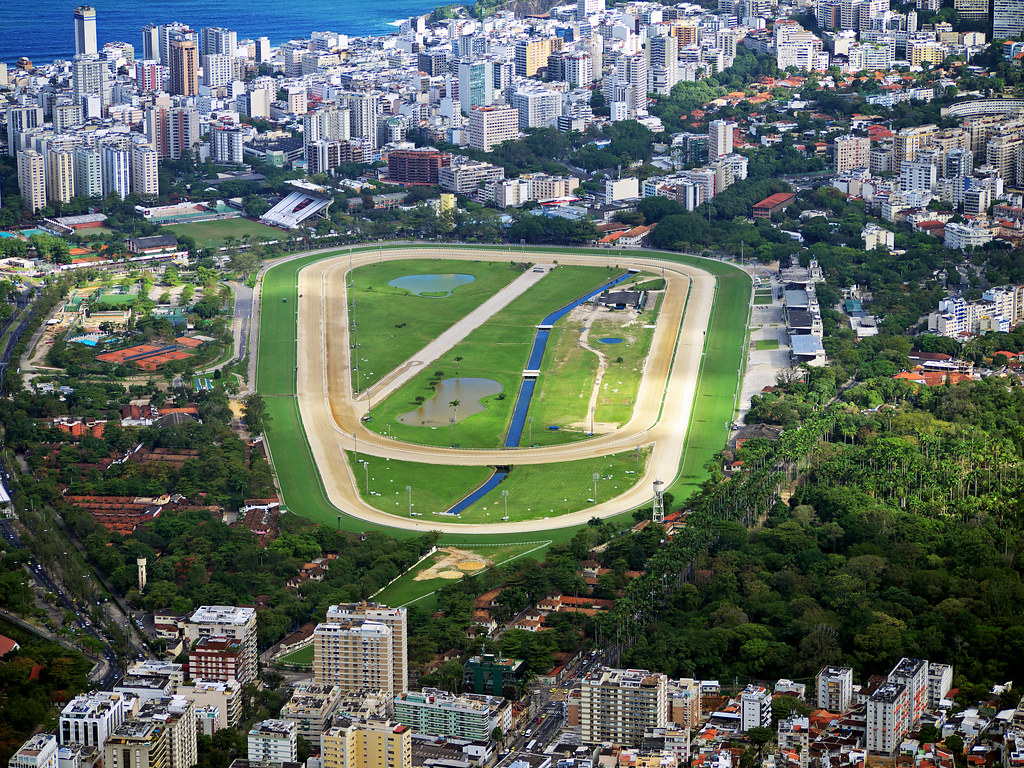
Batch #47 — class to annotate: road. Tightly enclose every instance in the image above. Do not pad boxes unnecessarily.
[227,280,254,363]
[285,246,722,534]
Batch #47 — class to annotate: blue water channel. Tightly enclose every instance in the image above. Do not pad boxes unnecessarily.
[442,270,636,515]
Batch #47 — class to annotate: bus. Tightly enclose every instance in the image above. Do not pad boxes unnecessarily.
[527,740,537,752]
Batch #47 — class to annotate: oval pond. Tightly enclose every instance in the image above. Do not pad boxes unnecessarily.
[599,337,624,344]
[388,273,476,297]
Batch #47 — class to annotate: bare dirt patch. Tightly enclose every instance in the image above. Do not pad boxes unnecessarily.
[414,547,494,581]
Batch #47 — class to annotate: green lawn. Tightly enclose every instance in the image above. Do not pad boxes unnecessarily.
[591,317,658,425]
[163,218,281,248]
[364,265,623,450]
[755,339,779,350]
[278,644,313,666]
[256,244,749,542]
[345,452,492,517]
[525,321,598,438]
[349,260,521,391]
[753,292,773,305]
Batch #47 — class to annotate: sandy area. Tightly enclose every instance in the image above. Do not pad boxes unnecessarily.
[414,547,494,581]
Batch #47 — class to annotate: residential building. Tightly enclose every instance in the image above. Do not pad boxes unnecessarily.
[313,621,394,694]
[834,135,870,173]
[321,718,411,768]
[667,679,702,729]
[862,224,894,250]
[349,92,381,147]
[515,38,556,77]
[778,716,811,768]
[954,0,989,20]
[135,60,162,93]
[468,105,518,152]
[185,606,259,686]
[74,6,98,57]
[200,27,237,56]
[324,603,407,695]
[888,658,929,727]
[463,654,524,697]
[169,39,198,96]
[10,734,59,768]
[944,221,993,250]
[177,680,242,730]
[189,636,244,682]
[709,120,734,161]
[740,685,772,733]
[647,33,678,95]
[816,666,854,712]
[201,54,232,88]
[211,127,244,165]
[72,58,109,119]
[74,146,102,198]
[130,142,159,197]
[393,688,512,741]
[893,124,937,172]
[995,0,1024,40]
[280,683,344,743]
[47,150,76,205]
[18,149,46,213]
[866,682,909,755]
[513,88,563,130]
[101,144,131,199]
[247,720,297,764]
[60,692,127,749]
[104,697,196,768]
[386,149,451,186]
[927,664,953,707]
[6,105,44,157]
[146,106,200,160]
[458,59,494,115]
[580,668,668,746]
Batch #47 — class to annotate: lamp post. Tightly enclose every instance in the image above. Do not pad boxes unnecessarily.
[336,515,341,530]
[406,485,412,516]
[353,431,358,463]
[449,415,455,448]
[502,489,509,520]
[362,461,370,494]
[592,472,599,503]
[528,416,533,446]
[590,406,595,436]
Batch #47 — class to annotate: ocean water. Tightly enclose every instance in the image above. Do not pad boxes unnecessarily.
[0,0,438,66]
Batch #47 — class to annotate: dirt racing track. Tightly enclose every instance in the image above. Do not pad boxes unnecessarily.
[294,247,720,534]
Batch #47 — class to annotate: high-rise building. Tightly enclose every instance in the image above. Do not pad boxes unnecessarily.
[72,58,110,118]
[146,106,200,159]
[313,621,394,693]
[739,685,772,732]
[321,718,411,768]
[953,0,988,19]
[887,658,928,728]
[614,53,648,118]
[169,39,198,96]
[134,60,162,92]
[393,688,512,741]
[10,734,58,768]
[816,666,854,712]
[458,59,494,115]
[184,606,259,686]
[6,105,44,157]
[53,103,84,133]
[927,663,953,707]
[349,92,381,148]
[103,697,196,768]
[513,88,563,129]
[47,150,76,204]
[579,668,668,746]
[17,149,46,212]
[159,23,195,67]
[866,682,909,755]
[201,54,232,87]
[323,602,408,694]
[74,7,98,57]
[468,105,519,152]
[576,0,602,19]
[995,0,1024,39]
[667,678,702,729]
[708,120,734,160]
[247,720,297,764]
[893,124,937,171]
[74,145,103,197]
[279,683,344,743]
[515,38,556,77]
[834,134,871,172]
[211,127,244,165]
[201,27,237,56]
[647,34,679,95]
[141,24,161,62]
[130,140,159,195]
[60,692,128,749]
[387,149,451,186]
[563,51,593,88]
[101,144,131,199]
[255,37,271,63]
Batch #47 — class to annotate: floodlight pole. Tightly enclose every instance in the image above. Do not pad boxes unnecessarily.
[593,472,599,503]
[502,489,509,520]
[406,485,412,516]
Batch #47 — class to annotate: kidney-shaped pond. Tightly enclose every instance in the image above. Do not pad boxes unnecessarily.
[387,273,476,297]
[398,378,502,426]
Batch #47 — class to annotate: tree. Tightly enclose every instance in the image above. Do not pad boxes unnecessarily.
[491,727,505,747]
[243,394,271,434]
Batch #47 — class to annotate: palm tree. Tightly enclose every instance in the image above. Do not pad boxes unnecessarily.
[449,400,460,448]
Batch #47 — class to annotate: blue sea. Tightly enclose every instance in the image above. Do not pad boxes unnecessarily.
[0,0,438,66]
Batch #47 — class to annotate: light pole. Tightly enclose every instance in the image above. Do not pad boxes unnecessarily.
[502,489,509,520]
[590,407,595,436]
[528,416,533,446]
[362,461,370,494]
[406,485,412,516]
[353,431,358,463]
[635,445,641,475]
[336,515,341,530]
[592,472,599,503]
[449,415,455,448]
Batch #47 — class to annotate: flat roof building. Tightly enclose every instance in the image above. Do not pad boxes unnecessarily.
[580,668,667,746]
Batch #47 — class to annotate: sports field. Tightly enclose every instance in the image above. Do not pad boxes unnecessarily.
[257,244,749,542]
[163,218,281,248]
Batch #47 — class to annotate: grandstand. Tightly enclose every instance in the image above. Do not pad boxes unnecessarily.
[260,180,334,229]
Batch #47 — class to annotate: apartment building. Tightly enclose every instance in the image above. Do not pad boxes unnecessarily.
[393,688,512,741]
[17,149,47,213]
[185,606,258,686]
[60,691,128,749]
[10,734,58,768]
[468,105,519,152]
[927,664,954,707]
[667,679,702,729]
[740,685,772,732]
[248,720,298,764]
[893,124,937,171]
[189,636,243,683]
[324,603,407,695]
[280,683,344,742]
[816,666,854,712]
[888,658,929,727]
[103,697,196,768]
[580,668,668,746]
[438,159,505,195]
[834,134,870,173]
[321,718,411,768]
[866,681,909,755]
[313,621,394,694]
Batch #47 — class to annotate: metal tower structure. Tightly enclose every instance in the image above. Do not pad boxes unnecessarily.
[652,479,665,523]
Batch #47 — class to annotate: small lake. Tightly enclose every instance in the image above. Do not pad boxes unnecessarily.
[398,378,503,426]
[388,273,476,297]
[599,337,623,344]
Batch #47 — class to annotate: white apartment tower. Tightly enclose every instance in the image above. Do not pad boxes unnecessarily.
[739,685,772,732]
[247,720,298,764]
[185,606,259,686]
[709,120,734,160]
[201,27,237,56]
[834,134,870,172]
[866,681,909,755]
[349,92,381,148]
[60,691,127,749]
[212,128,244,165]
[74,6,98,57]
[579,668,668,746]
[468,105,519,152]
[101,144,130,199]
[72,58,110,119]
[74,146,103,198]
[6,105,44,157]
[17,150,46,213]
[201,54,233,87]
[130,141,159,196]
[10,734,58,768]
[647,33,678,96]
[816,666,854,712]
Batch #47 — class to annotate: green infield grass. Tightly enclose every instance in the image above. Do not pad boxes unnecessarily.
[163,218,281,248]
[278,644,314,666]
[349,260,521,391]
[755,339,779,350]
